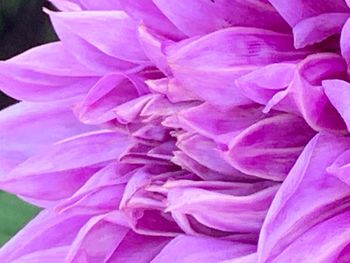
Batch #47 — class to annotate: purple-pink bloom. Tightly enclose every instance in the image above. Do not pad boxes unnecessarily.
[2,0,350,262]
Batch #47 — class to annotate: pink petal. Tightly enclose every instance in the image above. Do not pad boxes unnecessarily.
[75,73,146,124]
[239,53,348,132]
[0,100,96,175]
[0,42,99,101]
[226,114,315,181]
[327,149,350,186]
[46,10,145,73]
[0,210,91,262]
[49,0,82,11]
[268,0,349,47]
[55,163,137,215]
[166,27,310,107]
[66,213,129,263]
[105,232,170,263]
[222,253,258,263]
[341,18,350,67]
[177,103,267,145]
[78,0,122,10]
[323,79,350,131]
[258,133,350,262]
[236,62,297,106]
[153,0,289,36]
[119,0,184,40]
[152,235,256,263]
[138,25,172,75]
[176,133,241,176]
[0,130,131,206]
[293,13,349,48]
[166,184,279,233]
[269,211,350,262]
[11,246,69,263]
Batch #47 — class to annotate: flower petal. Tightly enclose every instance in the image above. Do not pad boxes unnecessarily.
[268,0,349,47]
[105,231,170,263]
[11,246,69,263]
[323,79,350,132]
[268,211,350,262]
[75,73,146,124]
[258,133,350,262]
[0,100,96,175]
[166,184,279,233]
[238,53,348,132]
[0,42,99,101]
[46,10,145,73]
[152,235,256,263]
[153,0,289,36]
[166,27,310,107]
[226,114,315,181]
[119,0,184,40]
[66,212,129,263]
[0,130,131,206]
[0,210,91,262]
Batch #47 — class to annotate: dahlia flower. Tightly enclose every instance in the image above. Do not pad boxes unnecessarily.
[1,0,350,262]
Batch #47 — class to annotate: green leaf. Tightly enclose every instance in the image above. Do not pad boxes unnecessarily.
[0,192,40,246]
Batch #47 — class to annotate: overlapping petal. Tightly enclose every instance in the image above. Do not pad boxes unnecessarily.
[268,0,350,48]
[2,1,350,262]
[0,42,99,101]
[0,130,131,206]
[258,133,350,262]
[166,27,311,107]
[0,100,96,175]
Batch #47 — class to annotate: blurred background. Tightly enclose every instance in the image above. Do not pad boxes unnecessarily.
[0,0,57,245]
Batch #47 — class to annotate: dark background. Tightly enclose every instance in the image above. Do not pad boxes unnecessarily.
[0,0,57,109]
[0,0,57,246]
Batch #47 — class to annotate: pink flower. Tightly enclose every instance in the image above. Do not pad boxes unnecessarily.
[1,0,350,262]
